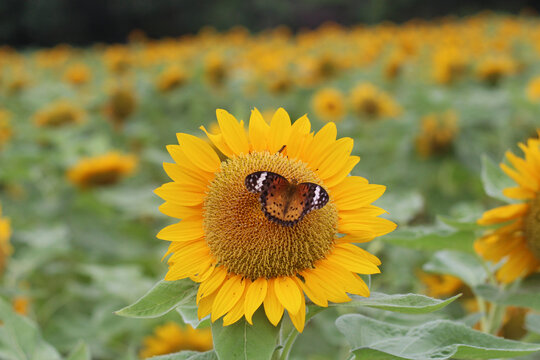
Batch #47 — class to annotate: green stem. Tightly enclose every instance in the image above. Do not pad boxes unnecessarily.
[279,328,300,360]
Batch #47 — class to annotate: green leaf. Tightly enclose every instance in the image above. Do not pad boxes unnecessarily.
[337,292,460,314]
[475,282,540,311]
[382,227,475,253]
[148,350,217,360]
[336,314,540,360]
[176,305,210,329]
[66,342,90,360]
[437,215,481,231]
[115,279,197,318]
[211,309,279,360]
[423,250,487,287]
[0,298,62,360]
[481,155,514,202]
[525,313,540,335]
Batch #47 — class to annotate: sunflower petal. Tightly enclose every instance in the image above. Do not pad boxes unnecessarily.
[263,278,284,326]
[244,278,268,325]
[211,275,246,322]
[216,109,249,155]
[273,276,302,315]
[176,133,221,173]
[249,108,270,152]
[268,108,292,153]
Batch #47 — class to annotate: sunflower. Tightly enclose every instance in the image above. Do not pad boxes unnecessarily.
[0,202,12,275]
[156,65,188,93]
[476,131,540,283]
[415,111,458,158]
[312,88,346,122]
[63,63,91,86]
[104,86,137,129]
[349,83,401,120]
[476,55,517,87]
[526,76,540,102]
[156,108,396,332]
[12,296,30,315]
[420,273,463,298]
[0,109,13,149]
[67,152,137,189]
[139,323,213,358]
[33,100,85,128]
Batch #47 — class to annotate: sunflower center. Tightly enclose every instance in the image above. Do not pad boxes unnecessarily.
[203,151,338,279]
[525,193,540,260]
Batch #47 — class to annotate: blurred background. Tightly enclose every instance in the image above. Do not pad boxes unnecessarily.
[1,1,540,359]
[1,0,540,46]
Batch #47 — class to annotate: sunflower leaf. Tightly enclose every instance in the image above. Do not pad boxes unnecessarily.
[147,350,218,360]
[526,313,540,335]
[66,341,91,360]
[423,250,488,287]
[481,155,514,202]
[176,305,210,329]
[334,292,460,314]
[0,297,62,360]
[474,280,540,311]
[115,279,197,318]
[211,309,279,360]
[336,314,540,360]
[382,227,475,253]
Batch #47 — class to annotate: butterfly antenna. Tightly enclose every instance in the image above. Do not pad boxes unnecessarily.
[277,145,286,154]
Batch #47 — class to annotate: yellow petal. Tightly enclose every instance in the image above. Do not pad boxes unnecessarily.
[289,296,306,332]
[216,109,249,155]
[286,115,311,160]
[158,202,202,219]
[334,184,386,211]
[295,275,328,307]
[328,246,381,274]
[263,278,284,326]
[176,133,221,173]
[244,278,268,325]
[211,275,246,322]
[339,217,397,237]
[314,138,354,180]
[223,281,249,326]
[268,108,292,153]
[307,268,351,303]
[477,203,529,225]
[154,183,206,206]
[156,219,204,241]
[249,108,270,152]
[337,243,382,265]
[166,145,214,183]
[198,288,219,319]
[305,122,337,166]
[163,163,209,190]
[323,156,360,188]
[197,267,228,303]
[503,187,536,200]
[200,126,235,158]
[273,276,302,315]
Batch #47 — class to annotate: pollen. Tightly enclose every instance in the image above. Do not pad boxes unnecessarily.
[203,151,338,280]
[525,193,540,260]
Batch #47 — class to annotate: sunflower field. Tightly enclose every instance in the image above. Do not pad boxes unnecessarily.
[2,12,540,360]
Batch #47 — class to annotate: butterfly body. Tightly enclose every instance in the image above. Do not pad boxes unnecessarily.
[245,171,329,227]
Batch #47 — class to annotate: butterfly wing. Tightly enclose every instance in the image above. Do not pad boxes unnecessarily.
[297,182,329,216]
[245,172,329,227]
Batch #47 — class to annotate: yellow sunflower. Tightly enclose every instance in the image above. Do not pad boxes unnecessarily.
[0,109,13,149]
[139,323,213,358]
[156,108,396,332]
[63,63,92,86]
[312,88,346,122]
[0,202,12,275]
[349,83,401,120]
[33,100,85,128]
[156,65,188,93]
[67,152,137,189]
[476,131,540,283]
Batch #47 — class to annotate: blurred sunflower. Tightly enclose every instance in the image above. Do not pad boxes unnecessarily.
[312,88,346,122]
[476,131,540,283]
[349,83,401,120]
[67,152,137,189]
[156,65,188,93]
[0,109,13,149]
[12,296,29,315]
[0,202,12,275]
[139,323,213,358]
[526,76,540,102]
[476,55,517,86]
[415,111,458,158]
[33,100,85,127]
[432,47,468,85]
[384,51,406,81]
[63,63,91,86]
[104,86,137,129]
[204,53,227,87]
[156,108,396,332]
[420,273,463,298]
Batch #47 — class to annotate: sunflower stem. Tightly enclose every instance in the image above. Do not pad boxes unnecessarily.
[279,327,300,360]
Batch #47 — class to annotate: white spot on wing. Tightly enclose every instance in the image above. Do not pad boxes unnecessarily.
[255,172,267,191]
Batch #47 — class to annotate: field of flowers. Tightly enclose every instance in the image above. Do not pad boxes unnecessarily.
[1,12,540,360]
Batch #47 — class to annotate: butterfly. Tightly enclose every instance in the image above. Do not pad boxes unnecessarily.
[245,171,329,227]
